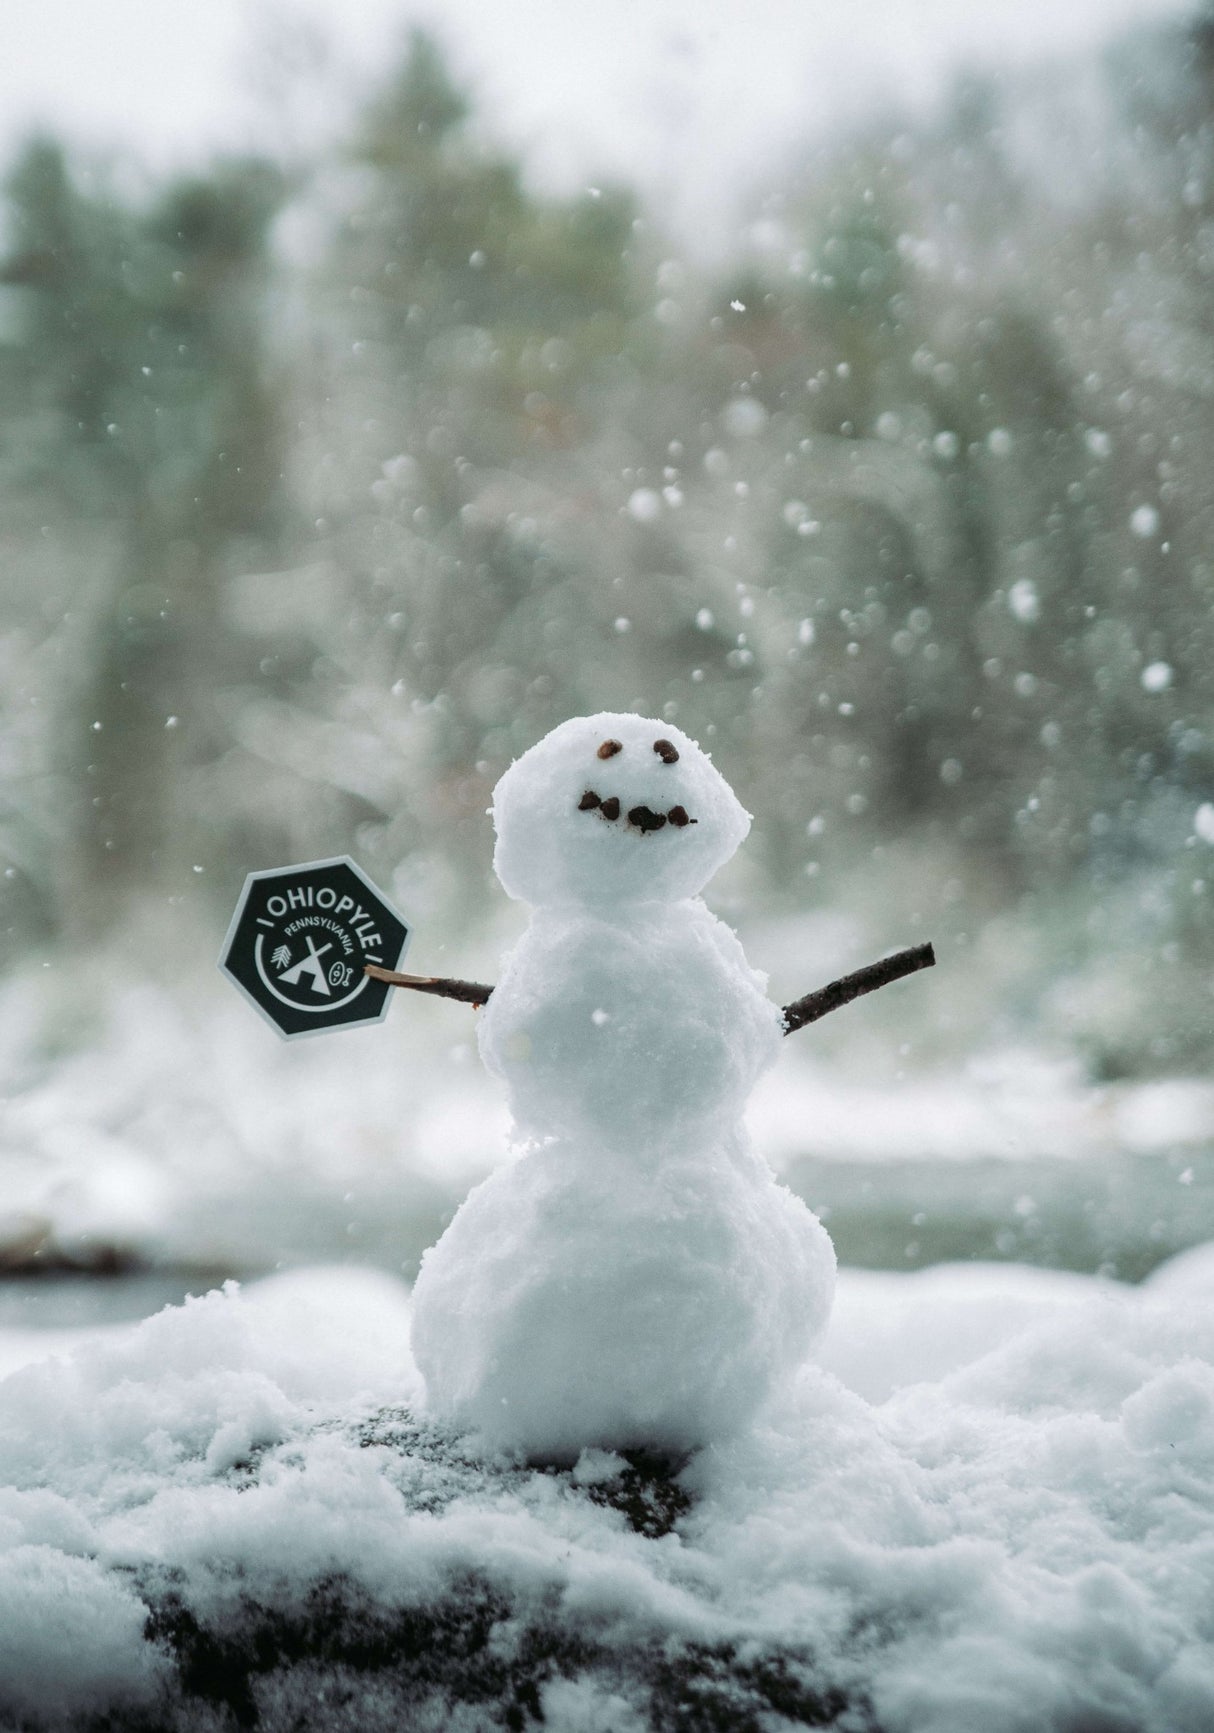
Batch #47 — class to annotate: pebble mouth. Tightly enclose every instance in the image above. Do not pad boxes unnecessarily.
[577,791,697,831]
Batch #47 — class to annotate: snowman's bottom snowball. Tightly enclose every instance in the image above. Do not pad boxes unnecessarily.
[410,1134,836,1461]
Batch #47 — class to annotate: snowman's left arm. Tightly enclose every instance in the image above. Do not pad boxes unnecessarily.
[366,940,935,1027]
[780,942,935,1034]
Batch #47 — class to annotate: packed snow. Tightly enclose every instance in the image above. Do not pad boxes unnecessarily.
[413,715,835,1459]
[1,1253,1213,1728]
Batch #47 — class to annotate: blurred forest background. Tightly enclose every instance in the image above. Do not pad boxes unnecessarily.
[1,6,1213,1287]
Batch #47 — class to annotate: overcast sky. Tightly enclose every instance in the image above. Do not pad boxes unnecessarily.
[1,0,1193,229]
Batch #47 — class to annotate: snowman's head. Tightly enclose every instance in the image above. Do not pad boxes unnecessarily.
[492,713,751,908]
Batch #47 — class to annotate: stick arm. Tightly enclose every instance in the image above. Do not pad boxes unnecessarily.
[363,965,494,1007]
[780,941,936,1034]
[366,940,936,1027]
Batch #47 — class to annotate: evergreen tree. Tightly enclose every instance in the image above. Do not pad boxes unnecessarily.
[0,142,287,932]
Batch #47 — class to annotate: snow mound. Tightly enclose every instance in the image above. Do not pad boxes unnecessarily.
[411,1130,834,1460]
[2,1258,1214,1729]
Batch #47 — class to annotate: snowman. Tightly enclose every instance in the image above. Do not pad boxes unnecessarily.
[408,712,837,1462]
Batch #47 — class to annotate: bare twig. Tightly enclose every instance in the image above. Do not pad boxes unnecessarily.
[364,965,494,1007]
[781,942,936,1035]
[368,939,936,1030]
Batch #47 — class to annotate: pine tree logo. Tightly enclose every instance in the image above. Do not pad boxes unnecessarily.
[271,944,292,971]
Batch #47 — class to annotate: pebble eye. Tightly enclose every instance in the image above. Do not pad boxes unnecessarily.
[653,739,679,764]
[597,739,623,760]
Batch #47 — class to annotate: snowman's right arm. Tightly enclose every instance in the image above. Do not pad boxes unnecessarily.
[364,964,494,1007]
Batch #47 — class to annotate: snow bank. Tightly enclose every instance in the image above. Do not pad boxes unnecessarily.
[0,962,510,1276]
[1,1255,1213,1729]
[752,1049,1214,1167]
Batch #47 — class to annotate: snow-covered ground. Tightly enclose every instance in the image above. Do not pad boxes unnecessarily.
[1,929,1213,1726]
[2,1251,1213,1729]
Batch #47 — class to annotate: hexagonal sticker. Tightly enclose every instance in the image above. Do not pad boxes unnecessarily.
[219,856,410,1040]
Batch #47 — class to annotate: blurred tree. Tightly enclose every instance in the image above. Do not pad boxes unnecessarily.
[0,142,287,933]
[281,29,658,917]
[695,166,1089,894]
